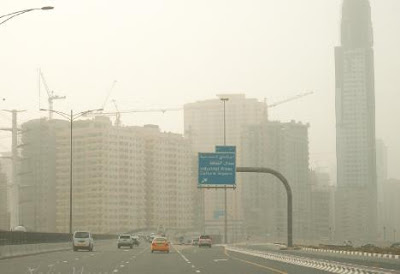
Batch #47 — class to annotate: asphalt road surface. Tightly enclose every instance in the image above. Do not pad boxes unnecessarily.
[1,240,399,274]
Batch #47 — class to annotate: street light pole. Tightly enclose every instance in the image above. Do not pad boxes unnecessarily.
[70,110,73,235]
[220,97,229,244]
[40,108,102,234]
[0,7,54,26]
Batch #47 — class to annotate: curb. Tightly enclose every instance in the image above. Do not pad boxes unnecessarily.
[301,247,400,260]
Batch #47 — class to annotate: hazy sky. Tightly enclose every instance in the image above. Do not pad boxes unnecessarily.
[1,0,399,179]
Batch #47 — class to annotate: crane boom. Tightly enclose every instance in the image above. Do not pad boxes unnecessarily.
[267,91,313,108]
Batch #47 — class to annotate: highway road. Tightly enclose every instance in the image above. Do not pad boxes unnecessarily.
[1,240,399,274]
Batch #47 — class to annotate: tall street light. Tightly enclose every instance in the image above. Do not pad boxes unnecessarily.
[0,7,54,26]
[40,108,102,234]
[220,97,229,244]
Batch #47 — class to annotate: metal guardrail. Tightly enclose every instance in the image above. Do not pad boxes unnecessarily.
[0,231,115,245]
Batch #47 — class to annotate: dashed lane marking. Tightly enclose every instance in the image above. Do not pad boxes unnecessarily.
[214,259,228,262]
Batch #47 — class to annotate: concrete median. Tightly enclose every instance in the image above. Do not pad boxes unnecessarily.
[0,242,71,259]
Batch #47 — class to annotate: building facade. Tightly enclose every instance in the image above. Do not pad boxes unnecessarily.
[241,121,311,242]
[142,125,195,231]
[184,94,265,242]
[309,170,335,244]
[55,117,147,233]
[18,119,67,232]
[0,161,10,230]
[335,0,377,242]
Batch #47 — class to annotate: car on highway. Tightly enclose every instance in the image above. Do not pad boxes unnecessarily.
[132,235,140,246]
[198,235,212,248]
[72,231,94,251]
[151,237,170,253]
[118,234,134,249]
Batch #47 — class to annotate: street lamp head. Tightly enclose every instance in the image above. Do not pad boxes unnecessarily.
[41,6,54,10]
[39,108,48,111]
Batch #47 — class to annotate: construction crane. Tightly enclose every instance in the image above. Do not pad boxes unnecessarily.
[111,99,121,126]
[85,107,182,126]
[39,69,66,119]
[267,91,313,108]
[101,80,117,110]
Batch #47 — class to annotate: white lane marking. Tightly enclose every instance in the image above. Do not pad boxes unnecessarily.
[113,270,118,273]
[63,261,68,263]
[125,261,130,264]
[75,258,79,260]
[214,259,228,262]
[192,265,195,268]
[124,250,129,252]
[187,261,191,264]
[120,265,125,268]
[196,271,201,273]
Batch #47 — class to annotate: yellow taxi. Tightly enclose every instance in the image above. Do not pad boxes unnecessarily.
[151,237,170,253]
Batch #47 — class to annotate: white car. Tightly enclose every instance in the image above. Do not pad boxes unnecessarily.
[72,231,94,251]
[118,234,134,249]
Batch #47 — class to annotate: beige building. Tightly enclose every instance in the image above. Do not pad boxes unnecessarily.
[141,125,195,231]
[184,94,265,242]
[55,117,147,233]
[54,117,195,234]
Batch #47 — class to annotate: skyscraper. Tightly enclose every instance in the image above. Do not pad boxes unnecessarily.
[335,0,377,242]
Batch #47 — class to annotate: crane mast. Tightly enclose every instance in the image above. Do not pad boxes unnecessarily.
[39,69,66,119]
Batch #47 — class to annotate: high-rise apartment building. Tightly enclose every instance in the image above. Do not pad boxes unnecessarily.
[335,0,377,242]
[184,94,266,241]
[55,117,147,233]
[142,125,195,231]
[18,119,67,232]
[241,121,311,242]
[18,116,195,234]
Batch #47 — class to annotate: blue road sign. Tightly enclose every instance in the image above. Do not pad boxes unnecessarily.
[198,152,236,187]
[215,145,236,153]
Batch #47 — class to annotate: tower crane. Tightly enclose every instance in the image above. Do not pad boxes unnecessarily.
[267,91,313,108]
[102,80,117,110]
[111,99,121,127]
[39,69,66,119]
[84,106,182,126]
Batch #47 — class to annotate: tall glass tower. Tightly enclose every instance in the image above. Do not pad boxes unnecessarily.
[335,0,377,242]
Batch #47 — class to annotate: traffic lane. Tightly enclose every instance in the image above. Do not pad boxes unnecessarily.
[180,245,327,274]
[243,244,400,271]
[0,240,143,274]
[120,244,198,274]
[50,243,147,274]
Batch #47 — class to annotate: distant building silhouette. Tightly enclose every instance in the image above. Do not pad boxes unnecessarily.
[184,94,265,242]
[241,121,312,242]
[335,0,377,242]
